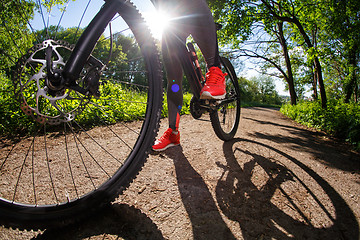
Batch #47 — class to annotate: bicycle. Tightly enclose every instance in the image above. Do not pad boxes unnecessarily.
[176,34,241,141]
[0,0,240,229]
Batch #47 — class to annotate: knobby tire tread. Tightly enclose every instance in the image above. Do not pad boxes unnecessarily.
[0,1,163,230]
[210,57,241,141]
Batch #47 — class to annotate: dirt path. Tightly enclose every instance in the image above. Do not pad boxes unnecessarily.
[1,107,359,239]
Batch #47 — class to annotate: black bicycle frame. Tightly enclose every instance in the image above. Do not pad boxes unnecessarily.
[62,0,119,85]
[173,40,203,100]
[63,0,204,100]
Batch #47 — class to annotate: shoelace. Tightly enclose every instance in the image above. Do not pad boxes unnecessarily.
[206,70,227,84]
[159,129,172,141]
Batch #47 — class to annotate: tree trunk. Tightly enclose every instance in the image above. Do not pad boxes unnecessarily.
[311,64,318,100]
[260,0,327,107]
[345,44,358,103]
[277,22,297,105]
[311,29,318,100]
[293,17,327,107]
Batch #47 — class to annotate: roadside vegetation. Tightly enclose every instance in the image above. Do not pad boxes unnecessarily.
[281,100,360,150]
[208,0,359,150]
[1,0,359,151]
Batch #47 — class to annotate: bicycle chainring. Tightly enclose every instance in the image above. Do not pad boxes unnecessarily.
[190,96,205,119]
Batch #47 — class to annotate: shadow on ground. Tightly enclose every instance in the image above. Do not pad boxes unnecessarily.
[243,115,360,173]
[30,108,360,239]
[31,140,359,240]
[217,138,359,239]
[164,146,237,239]
[33,203,164,240]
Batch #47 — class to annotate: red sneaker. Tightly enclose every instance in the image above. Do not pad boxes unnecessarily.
[200,66,227,100]
[152,128,180,151]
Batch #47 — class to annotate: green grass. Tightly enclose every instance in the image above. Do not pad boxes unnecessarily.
[161,92,192,117]
[280,100,360,150]
[241,101,281,109]
[0,75,153,136]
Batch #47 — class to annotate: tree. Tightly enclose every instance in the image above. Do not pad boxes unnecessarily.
[209,0,299,104]
[276,21,297,104]
[238,75,282,105]
[0,0,35,75]
[258,0,327,107]
[321,0,360,102]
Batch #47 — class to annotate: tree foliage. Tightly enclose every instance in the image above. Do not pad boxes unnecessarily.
[0,0,151,136]
[0,1,35,75]
[209,0,360,106]
[239,75,282,105]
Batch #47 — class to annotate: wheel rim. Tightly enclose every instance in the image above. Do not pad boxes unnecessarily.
[1,1,160,212]
[211,58,241,139]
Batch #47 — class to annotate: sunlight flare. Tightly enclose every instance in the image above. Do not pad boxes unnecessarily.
[143,9,170,40]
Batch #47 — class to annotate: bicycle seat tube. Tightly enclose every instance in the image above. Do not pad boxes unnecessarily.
[62,0,120,86]
[175,40,203,99]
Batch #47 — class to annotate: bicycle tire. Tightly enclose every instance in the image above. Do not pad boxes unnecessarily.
[209,57,241,141]
[0,0,162,229]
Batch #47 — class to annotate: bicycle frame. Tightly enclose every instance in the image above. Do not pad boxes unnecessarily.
[61,0,207,102]
[176,41,204,99]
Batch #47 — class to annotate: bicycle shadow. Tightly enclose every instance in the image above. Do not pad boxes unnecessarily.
[244,115,360,173]
[218,138,359,239]
[32,203,164,240]
[164,146,236,239]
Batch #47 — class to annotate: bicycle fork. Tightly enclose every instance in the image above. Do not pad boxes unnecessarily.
[46,0,121,96]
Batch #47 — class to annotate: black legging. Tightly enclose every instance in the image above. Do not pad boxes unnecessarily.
[153,0,221,131]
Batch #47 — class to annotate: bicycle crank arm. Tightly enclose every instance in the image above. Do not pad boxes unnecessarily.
[198,97,238,110]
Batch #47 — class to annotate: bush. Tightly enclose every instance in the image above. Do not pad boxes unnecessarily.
[161,92,192,118]
[0,75,156,136]
[0,74,36,136]
[280,100,360,150]
[0,72,197,137]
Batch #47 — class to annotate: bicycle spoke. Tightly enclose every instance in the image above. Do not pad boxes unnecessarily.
[0,0,162,228]
[1,22,25,57]
[103,77,150,89]
[64,122,79,199]
[87,104,136,150]
[72,0,92,43]
[31,134,37,205]
[0,143,16,172]
[12,135,34,202]
[89,103,141,136]
[36,0,47,37]
[43,124,59,204]
[72,120,121,167]
[93,96,147,105]
[89,101,147,121]
[67,121,97,190]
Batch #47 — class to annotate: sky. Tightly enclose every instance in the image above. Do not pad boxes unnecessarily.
[30,0,160,38]
[30,0,289,96]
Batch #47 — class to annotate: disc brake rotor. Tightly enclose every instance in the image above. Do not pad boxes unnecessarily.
[13,39,90,125]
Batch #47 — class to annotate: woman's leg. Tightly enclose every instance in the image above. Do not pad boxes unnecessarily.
[152,29,185,151]
[162,31,187,131]
[155,0,221,68]
[182,0,221,68]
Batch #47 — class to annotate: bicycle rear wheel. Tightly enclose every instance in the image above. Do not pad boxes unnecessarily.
[0,0,162,229]
[210,57,241,141]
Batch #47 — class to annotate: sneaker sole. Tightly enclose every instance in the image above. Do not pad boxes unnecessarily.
[152,143,180,152]
[200,91,226,100]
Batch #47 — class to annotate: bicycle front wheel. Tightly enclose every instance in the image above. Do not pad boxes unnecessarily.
[0,0,162,229]
[210,57,241,141]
